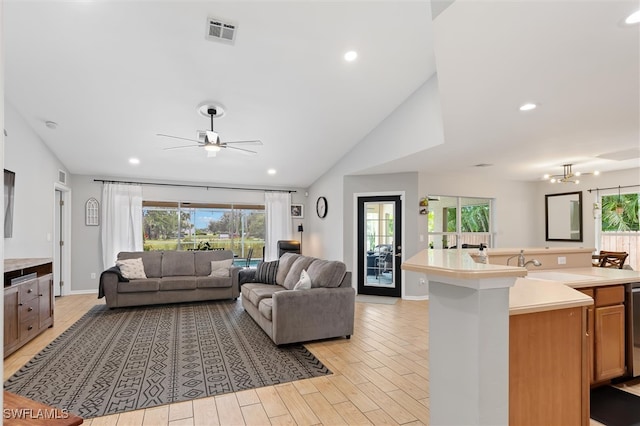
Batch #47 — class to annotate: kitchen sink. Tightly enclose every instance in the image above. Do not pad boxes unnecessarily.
[526,271,599,283]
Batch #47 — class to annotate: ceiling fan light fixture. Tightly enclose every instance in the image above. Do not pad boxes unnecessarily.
[205,130,219,143]
[204,144,221,152]
[544,163,600,184]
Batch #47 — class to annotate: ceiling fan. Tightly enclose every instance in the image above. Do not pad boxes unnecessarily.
[157,107,262,157]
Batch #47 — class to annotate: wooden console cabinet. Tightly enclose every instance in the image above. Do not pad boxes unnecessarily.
[4,259,54,358]
[578,285,626,383]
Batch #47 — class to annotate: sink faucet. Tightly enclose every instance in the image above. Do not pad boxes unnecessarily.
[507,250,542,268]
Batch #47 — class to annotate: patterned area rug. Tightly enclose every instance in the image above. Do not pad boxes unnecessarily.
[4,300,330,419]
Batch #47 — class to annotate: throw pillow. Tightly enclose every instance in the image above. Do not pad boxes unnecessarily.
[293,269,312,290]
[209,259,233,277]
[116,258,147,280]
[255,260,279,284]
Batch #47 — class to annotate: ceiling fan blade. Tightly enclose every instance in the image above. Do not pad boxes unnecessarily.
[163,144,202,151]
[223,140,263,146]
[156,133,203,144]
[225,145,257,155]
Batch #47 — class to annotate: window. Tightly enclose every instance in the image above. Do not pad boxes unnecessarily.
[597,190,639,270]
[142,201,265,260]
[426,196,494,249]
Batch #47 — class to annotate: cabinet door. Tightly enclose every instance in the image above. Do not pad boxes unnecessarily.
[38,274,54,329]
[594,304,625,381]
[4,286,20,355]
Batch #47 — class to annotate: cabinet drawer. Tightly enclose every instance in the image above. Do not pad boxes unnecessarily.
[595,285,625,307]
[19,320,39,342]
[18,281,38,302]
[19,298,39,323]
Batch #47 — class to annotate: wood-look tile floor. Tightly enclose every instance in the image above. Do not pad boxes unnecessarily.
[6,294,640,425]
[4,294,430,425]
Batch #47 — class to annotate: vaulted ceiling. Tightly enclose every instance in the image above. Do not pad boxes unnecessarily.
[4,1,639,188]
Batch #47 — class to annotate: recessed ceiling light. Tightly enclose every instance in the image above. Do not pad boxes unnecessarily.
[344,51,358,62]
[625,10,640,24]
[519,103,537,111]
[129,158,140,165]
[267,169,276,175]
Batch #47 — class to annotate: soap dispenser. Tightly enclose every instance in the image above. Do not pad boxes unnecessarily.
[477,243,488,264]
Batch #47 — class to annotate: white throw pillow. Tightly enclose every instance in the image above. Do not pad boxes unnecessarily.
[116,258,147,280]
[209,259,233,277]
[293,269,312,290]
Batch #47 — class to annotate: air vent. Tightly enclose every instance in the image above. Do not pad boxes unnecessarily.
[58,170,67,184]
[206,17,237,44]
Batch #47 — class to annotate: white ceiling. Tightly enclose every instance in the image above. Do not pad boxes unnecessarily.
[364,0,640,181]
[4,1,640,188]
[4,1,435,188]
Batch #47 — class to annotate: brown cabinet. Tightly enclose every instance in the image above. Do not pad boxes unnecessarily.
[510,306,588,425]
[3,261,54,358]
[579,285,626,383]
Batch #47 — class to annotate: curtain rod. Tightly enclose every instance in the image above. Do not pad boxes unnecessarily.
[587,184,640,193]
[93,179,297,193]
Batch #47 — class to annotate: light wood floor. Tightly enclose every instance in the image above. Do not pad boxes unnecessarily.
[6,295,640,425]
[4,294,430,426]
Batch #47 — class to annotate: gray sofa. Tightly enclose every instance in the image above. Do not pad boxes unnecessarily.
[100,250,240,308]
[241,253,355,345]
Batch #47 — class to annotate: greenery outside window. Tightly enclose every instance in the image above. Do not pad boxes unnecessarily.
[597,191,639,270]
[143,201,265,259]
[426,196,494,249]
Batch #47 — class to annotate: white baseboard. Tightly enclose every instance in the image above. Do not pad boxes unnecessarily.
[68,289,99,295]
[402,295,429,301]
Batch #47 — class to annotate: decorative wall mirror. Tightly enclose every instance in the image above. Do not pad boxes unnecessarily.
[545,191,583,242]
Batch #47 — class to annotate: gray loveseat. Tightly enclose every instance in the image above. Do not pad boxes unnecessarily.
[241,253,355,345]
[100,250,240,308]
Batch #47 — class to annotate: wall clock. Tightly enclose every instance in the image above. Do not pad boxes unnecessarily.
[316,196,328,218]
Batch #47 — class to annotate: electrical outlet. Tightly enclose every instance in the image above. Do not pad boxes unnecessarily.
[419,278,426,286]
[91,273,97,279]
[557,256,567,265]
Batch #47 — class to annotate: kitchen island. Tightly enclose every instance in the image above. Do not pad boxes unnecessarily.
[403,248,640,426]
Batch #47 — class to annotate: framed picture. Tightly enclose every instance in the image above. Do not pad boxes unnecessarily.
[291,204,304,219]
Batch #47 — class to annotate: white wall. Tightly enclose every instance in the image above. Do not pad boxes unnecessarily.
[418,173,538,249]
[69,174,307,293]
[533,167,640,249]
[306,75,445,263]
[3,102,68,259]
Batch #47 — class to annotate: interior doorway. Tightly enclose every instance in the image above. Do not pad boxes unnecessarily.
[53,184,71,296]
[357,195,402,297]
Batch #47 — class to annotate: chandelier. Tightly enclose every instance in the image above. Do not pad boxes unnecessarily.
[543,164,599,184]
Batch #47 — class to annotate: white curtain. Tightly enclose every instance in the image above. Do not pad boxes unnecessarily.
[101,183,143,269]
[264,191,292,261]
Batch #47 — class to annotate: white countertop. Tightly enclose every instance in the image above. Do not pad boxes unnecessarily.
[403,249,640,315]
[402,249,527,280]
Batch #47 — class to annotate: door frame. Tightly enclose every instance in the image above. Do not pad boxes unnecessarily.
[352,191,405,298]
[53,183,72,296]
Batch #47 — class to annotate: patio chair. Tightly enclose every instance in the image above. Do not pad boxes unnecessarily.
[244,247,254,268]
[594,250,628,269]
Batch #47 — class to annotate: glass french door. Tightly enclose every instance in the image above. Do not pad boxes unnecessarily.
[357,195,402,297]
